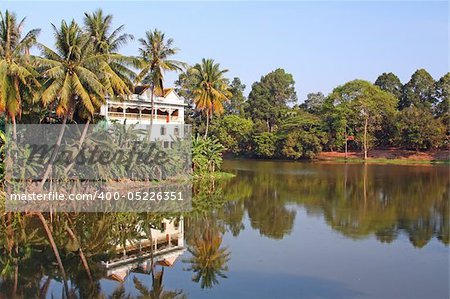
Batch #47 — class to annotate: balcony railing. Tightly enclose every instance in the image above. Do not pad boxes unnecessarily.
[107,112,180,122]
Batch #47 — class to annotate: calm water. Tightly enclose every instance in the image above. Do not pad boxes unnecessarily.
[1,160,449,298]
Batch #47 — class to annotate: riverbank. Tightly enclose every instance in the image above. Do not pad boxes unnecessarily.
[318,149,450,164]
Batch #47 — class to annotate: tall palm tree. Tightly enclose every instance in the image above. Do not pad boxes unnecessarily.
[83,9,136,95]
[190,59,231,138]
[136,29,185,137]
[58,9,138,176]
[84,9,133,55]
[35,19,106,188]
[0,10,40,140]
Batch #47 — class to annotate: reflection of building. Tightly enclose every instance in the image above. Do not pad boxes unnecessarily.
[103,217,185,277]
[100,86,187,125]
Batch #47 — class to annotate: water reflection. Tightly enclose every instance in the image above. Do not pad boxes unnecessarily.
[221,160,449,247]
[0,161,449,298]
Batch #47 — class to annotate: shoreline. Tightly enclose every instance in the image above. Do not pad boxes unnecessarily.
[224,149,450,165]
[318,149,450,164]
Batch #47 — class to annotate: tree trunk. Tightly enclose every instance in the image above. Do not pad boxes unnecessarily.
[36,212,69,296]
[204,110,210,139]
[38,114,68,190]
[363,116,368,160]
[149,226,154,276]
[147,84,155,142]
[11,114,17,141]
[63,120,90,176]
[65,223,93,283]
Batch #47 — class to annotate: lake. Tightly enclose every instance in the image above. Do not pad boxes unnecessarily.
[1,160,449,298]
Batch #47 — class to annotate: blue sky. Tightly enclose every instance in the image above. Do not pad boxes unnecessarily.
[2,1,449,102]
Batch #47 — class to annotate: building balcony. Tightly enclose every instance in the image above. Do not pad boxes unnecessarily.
[106,112,181,123]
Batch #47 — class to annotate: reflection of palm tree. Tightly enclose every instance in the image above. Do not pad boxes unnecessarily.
[133,267,186,299]
[184,229,230,289]
[108,285,131,299]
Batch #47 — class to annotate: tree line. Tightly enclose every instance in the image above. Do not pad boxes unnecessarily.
[180,68,449,160]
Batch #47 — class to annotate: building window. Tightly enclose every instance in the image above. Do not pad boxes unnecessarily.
[174,126,180,137]
[160,126,166,135]
[164,141,170,149]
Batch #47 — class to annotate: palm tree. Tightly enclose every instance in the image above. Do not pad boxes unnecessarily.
[35,19,106,188]
[0,10,40,140]
[84,9,133,55]
[189,59,231,138]
[83,9,136,94]
[136,29,185,137]
[59,9,137,176]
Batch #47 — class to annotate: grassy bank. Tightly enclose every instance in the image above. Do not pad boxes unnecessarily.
[193,171,236,180]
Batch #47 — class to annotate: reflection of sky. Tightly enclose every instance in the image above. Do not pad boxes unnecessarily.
[158,207,449,299]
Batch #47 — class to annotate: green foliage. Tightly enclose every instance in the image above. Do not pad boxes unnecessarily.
[396,107,445,150]
[326,80,398,152]
[374,72,403,99]
[245,68,297,132]
[184,59,232,137]
[278,110,328,159]
[210,115,253,155]
[435,73,450,117]
[300,92,326,114]
[399,69,436,111]
[224,77,246,116]
[192,136,225,173]
[136,29,184,90]
[0,10,40,123]
[252,132,277,158]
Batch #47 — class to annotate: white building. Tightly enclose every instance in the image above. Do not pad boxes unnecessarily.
[100,86,188,146]
[100,86,187,125]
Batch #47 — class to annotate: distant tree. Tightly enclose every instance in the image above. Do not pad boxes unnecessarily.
[399,69,435,110]
[252,132,277,158]
[210,115,253,155]
[327,80,398,159]
[278,110,327,159]
[245,68,297,133]
[175,68,198,125]
[397,107,445,151]
[434,73,450,144]
[434,72,450,117]
[374,72,403,99]
[223,77,246,116]
[300,92,325,115]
